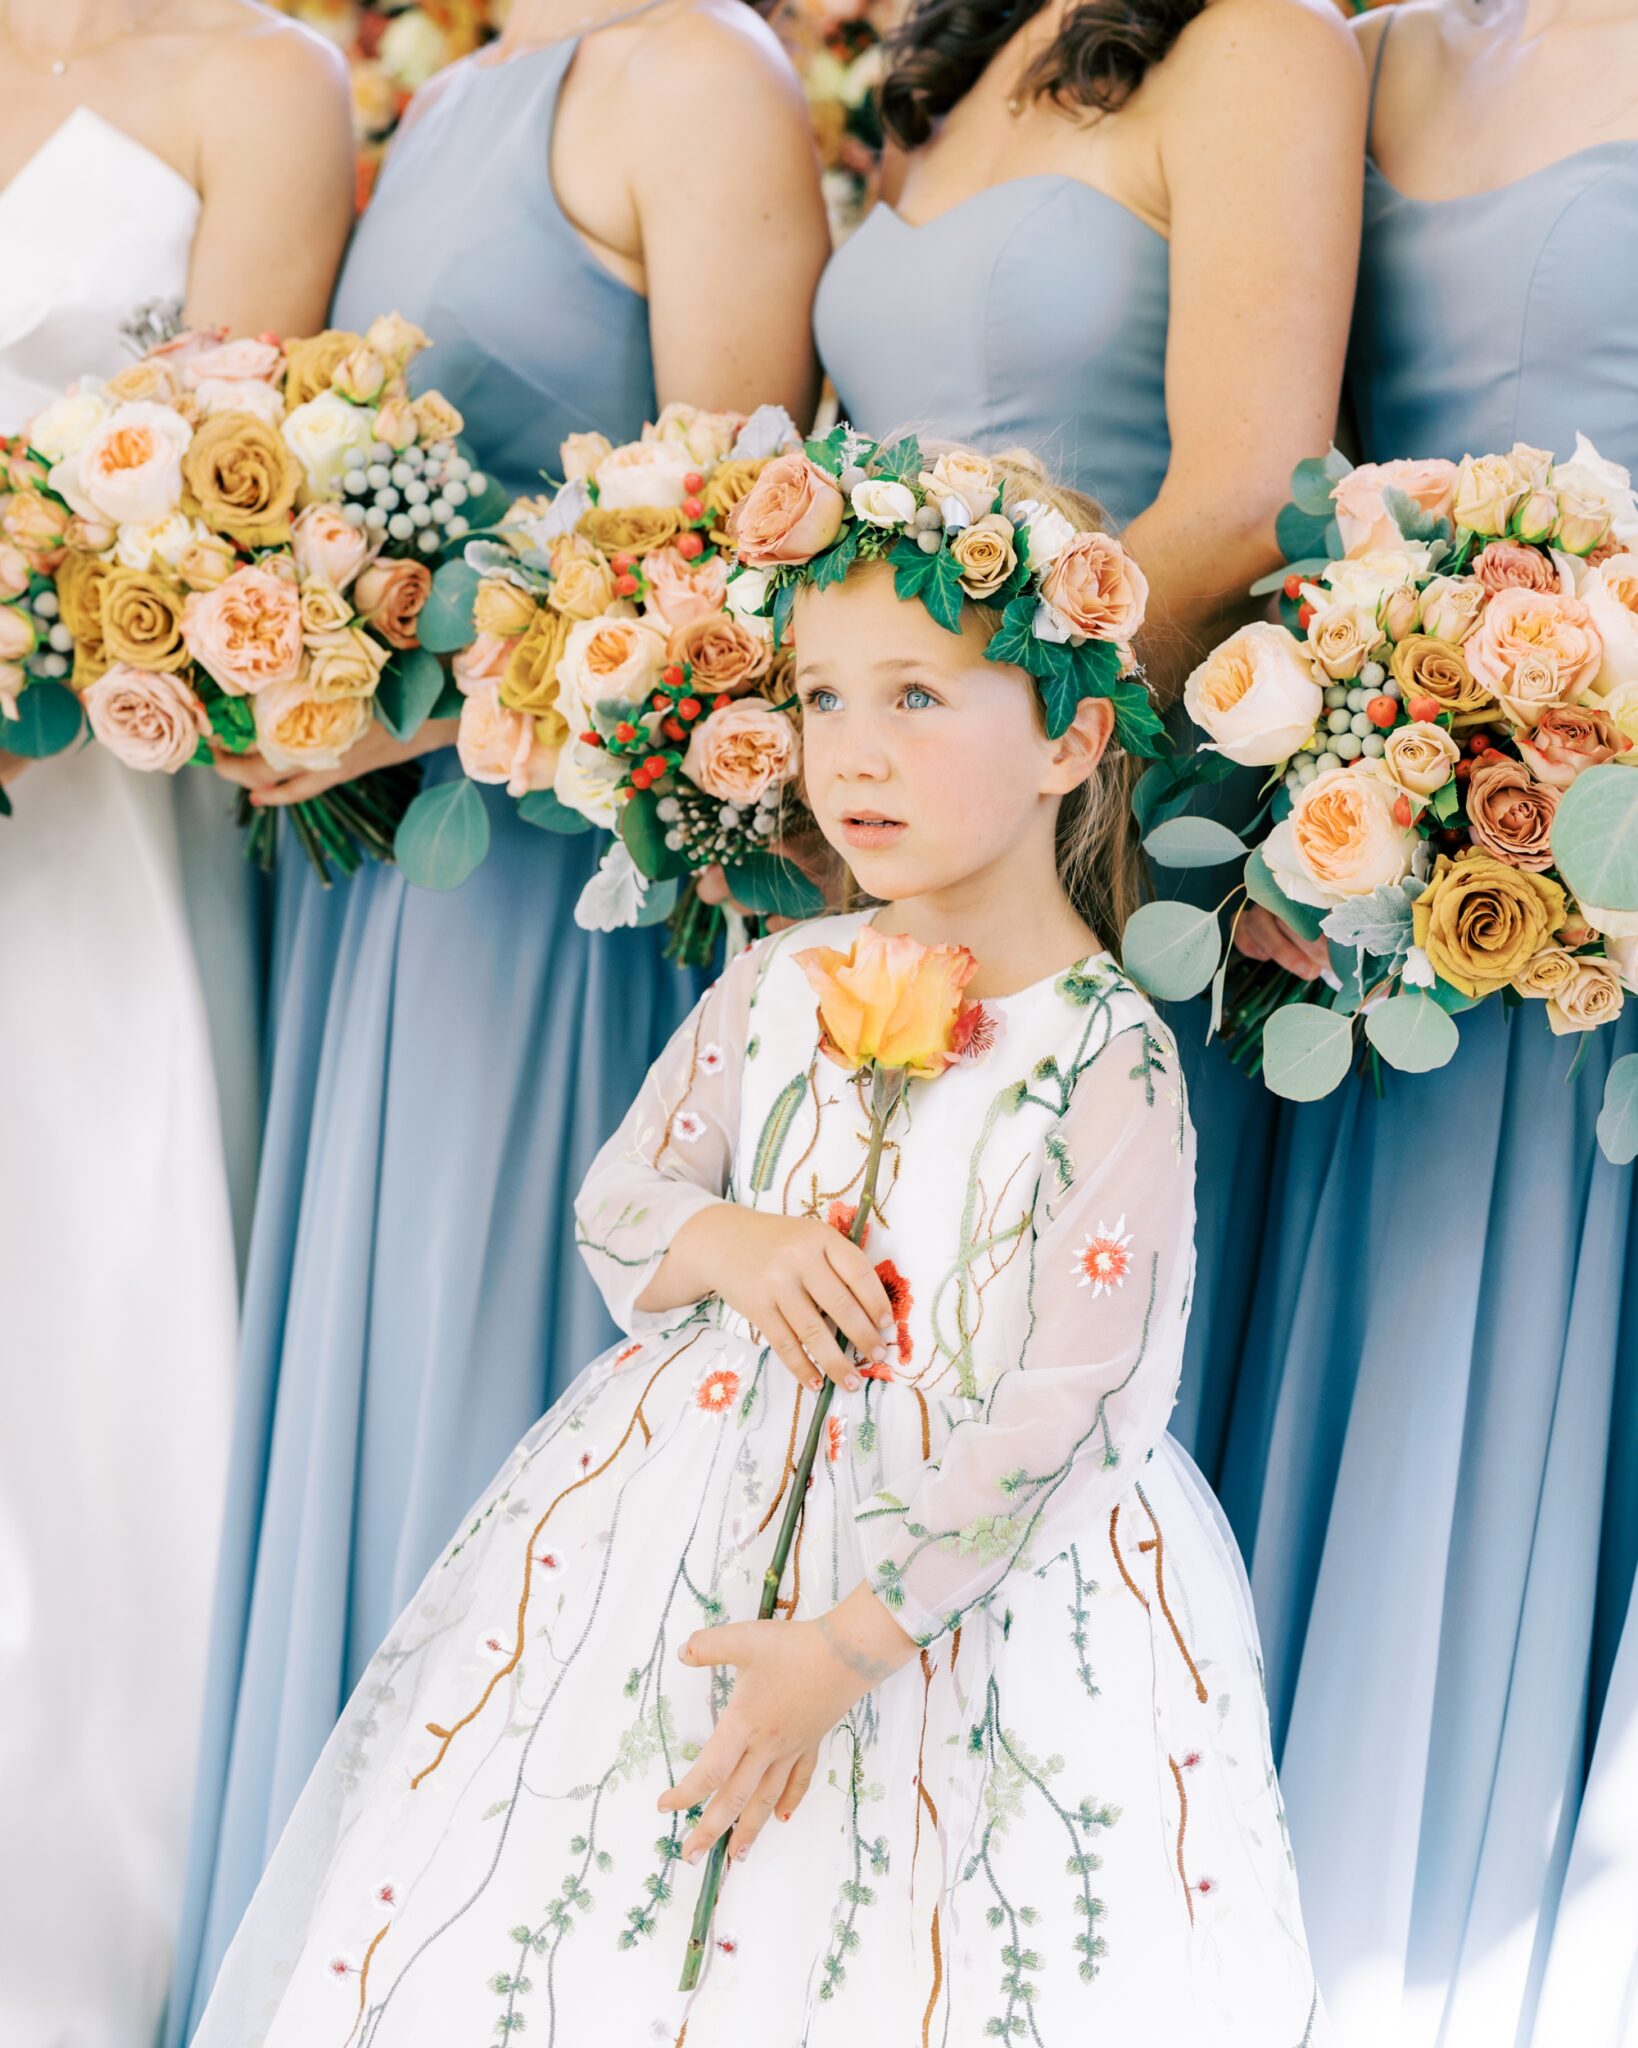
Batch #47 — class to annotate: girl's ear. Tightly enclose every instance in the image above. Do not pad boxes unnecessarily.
[1041,693,1115,796]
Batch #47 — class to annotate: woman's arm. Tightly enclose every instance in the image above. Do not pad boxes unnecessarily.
[183,20,356,337]
[1126,0,1366,702]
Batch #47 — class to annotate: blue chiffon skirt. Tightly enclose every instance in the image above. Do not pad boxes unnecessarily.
[1217,992,1638,2043]
[166,754,702,2044]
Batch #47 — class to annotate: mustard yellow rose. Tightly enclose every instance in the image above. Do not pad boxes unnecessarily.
[473,578,541,638]
[1413,850,1567,998]
[101,567,190,672]
[183,411,303,547]
[282,329,365,409]
[56,551,111,644]
[793,923,978,1079]
[501,606,573,717]
[703,458,768,545]
[1389,634,1499,729]
[579,505,683,558]
[546,540,618,622]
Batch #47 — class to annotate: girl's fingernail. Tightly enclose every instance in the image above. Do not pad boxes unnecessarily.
[777,1811,790,1823]
[685,1847,702,1865]
[878,1321,894,1337]
[845,1374,862,1392]
[735,1843,750,1861]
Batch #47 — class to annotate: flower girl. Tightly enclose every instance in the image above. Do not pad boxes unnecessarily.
[196,440,1324,2046]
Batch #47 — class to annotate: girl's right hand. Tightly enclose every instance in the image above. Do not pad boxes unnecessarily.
[0,751,28,788]
[1235,904,1330,981]
[654,1205,895,1394]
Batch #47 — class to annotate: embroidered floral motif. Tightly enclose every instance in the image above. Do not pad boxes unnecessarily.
[698,1042,726,1075]
[1073,1216,1133,1296]
[825,1414,848,1463]
[859,1257,913,1376]
[950,1000,1002,1064]
[826,1198,869,1245]
[672,1109,707,1145]
[696,1368,741,1414]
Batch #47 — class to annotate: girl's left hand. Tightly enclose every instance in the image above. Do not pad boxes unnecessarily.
[218,716,461,808]
[660,1586,917,1864]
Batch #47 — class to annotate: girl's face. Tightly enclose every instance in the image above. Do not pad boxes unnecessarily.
[793,564,1111,908]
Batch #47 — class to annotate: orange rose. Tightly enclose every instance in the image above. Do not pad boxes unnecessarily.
[353,556,431,650]
[643,545,729,630]
[666,613,771,697]
[794,923,978,1079]
[727,452,845,567]
[683,698,799,808]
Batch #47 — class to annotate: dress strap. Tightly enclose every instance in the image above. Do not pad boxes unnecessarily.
[1366,9,1397,149]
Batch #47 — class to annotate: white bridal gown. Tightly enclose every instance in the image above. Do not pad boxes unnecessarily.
[0,106,257,2047]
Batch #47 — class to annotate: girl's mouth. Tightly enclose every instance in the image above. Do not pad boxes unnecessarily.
[839,812,907,850]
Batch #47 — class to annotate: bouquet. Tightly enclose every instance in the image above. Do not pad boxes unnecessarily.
[785,0,891,241]
[1124,438,1638,1164]
[399,402,824,964]
[0,313,505,880]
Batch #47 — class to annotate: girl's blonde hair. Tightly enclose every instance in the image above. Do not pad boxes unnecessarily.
[928,440,1153,952]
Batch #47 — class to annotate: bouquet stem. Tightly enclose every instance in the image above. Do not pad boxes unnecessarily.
[679,1066,903,1992]
[234,762,425,886]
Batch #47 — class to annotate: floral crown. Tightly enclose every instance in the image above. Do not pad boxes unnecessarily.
[724,425,1166,757]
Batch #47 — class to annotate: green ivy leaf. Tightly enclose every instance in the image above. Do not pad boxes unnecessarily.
[808,524,860,592]
[890,536,964,634]
[873,433,922,483]
[983,593,1039,672]
[804,425,850,472]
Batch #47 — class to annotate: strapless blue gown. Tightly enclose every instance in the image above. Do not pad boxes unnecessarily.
[1216,78,1638,2048]
[166,42,701,2041]
[817,178,1274,1470]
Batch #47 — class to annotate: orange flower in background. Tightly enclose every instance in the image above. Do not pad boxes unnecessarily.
[794,923,977,1078]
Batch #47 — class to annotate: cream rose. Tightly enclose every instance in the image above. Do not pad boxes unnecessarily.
[1013,499,1075,574]
[305,627,389,702]
[561,431,614,483]
[281,390,378,502]
[53,401,192,526]
[292,502,373,591]
[553,731,624,827]
[26,386,112,462]
[193,377,284,426]
[1314,544,1433,618]
[299,579,354,637]
[1039,530,1148,643]
[0,606,37,661]
[1513,945,1581,1001]
[594,439,694,511]
[1264,759,1419,909]
[82,662,208,774]
[726,566,772,621]
[1546,955,1626,1035]
[364,314,431,372]
[456,684,559,797]
[1603,932,1638,993]
[1183,620,1324,768]
[379,8,449,88]
[1383,720,1460,800]
[1593,678,1638,763]
[849,477,917,529]
[182,564,305,695]
[1331,457,1458,556]
[684,698,800,806]
[1578,552,1638,695]
[918,450,998,526]
[411,392,463,447]
[647,402,743,470]
[113,511,207,573]
[1551,435,1638,549]
[1454,452,1525,537]
[253,674,371,773]
[1466,587,1604,725]
[1305,602,1379,681]
[1420,575,1489,644]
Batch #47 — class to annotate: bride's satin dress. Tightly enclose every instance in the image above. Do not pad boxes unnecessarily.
[0,106,259,2046]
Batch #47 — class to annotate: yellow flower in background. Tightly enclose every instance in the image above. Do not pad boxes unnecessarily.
[795,923,977,1079]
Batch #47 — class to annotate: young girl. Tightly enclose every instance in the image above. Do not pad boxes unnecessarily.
[193,445,1323,2045]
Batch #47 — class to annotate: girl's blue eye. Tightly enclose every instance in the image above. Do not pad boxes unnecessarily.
[804,686,840,713]
[902,685,937,710]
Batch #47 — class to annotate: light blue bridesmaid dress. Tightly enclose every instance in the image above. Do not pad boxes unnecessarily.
[816,177,1276,1468]
[1216,27,1638,2045]
[167,26,702,2040]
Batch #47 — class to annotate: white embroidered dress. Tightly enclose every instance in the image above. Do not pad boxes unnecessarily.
[198,911,1324,2047]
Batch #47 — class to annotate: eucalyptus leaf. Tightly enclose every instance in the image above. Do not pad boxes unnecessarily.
[723,852,826,919]
[517,789,594,834]
[0,680,82,758]
[1208,954,1229,1041]
[1290,455,1347,518]
[1249,555,1330,598]
[634,876,681,928]
[1261,1005,1354,1101]
[1327,942,1365,1017]
[1120,900,1223,1002]
[1275,500,1334,566]
[394,778,491,891]
[1365,992,1460,1073]
[1597,1054,1638,1165]
[1143,816,1246,869]
[1244,847,1324,943]
[375,647,445,740]
[418,560,482,654]
[1550,763,1638,913]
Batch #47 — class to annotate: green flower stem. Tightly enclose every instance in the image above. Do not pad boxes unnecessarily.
[680,1064,904,1992]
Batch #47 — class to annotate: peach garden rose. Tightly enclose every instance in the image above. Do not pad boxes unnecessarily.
[457,683,560,797]
[1264,759,1419,909]
[53,401,191,527]
[682,697,799,808]
[182,564,305,696]
[82,663,209,775]
[1039,529,1149,645]
[1183,621,1324,768]
[727,451,845,567]
[252,673,371,774]
[1331,457,1458,557]
[1465,587,1603,725]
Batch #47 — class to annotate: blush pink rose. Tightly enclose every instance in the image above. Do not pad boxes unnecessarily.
[1516,702,1634,788]
[1473,540,1564,596]
[181,563,305,696]
[1332,458,1459,556]
[456,683,559,797]
[291,502,372,591]
[82,662,209,774]
[184,338,284,386]
[353,556,431,650]
[452,631,513,695]
[728,453,845,566]
[1039,530,1149,643]
[1466,587,1604,726]
[643,545,729,630]
[684,698,800,806]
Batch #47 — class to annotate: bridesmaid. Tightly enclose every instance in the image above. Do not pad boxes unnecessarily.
[0,9,351,2043]
[168,1,829,2035]
[815,0,1365,1465]
[1220,3,1638,2042]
